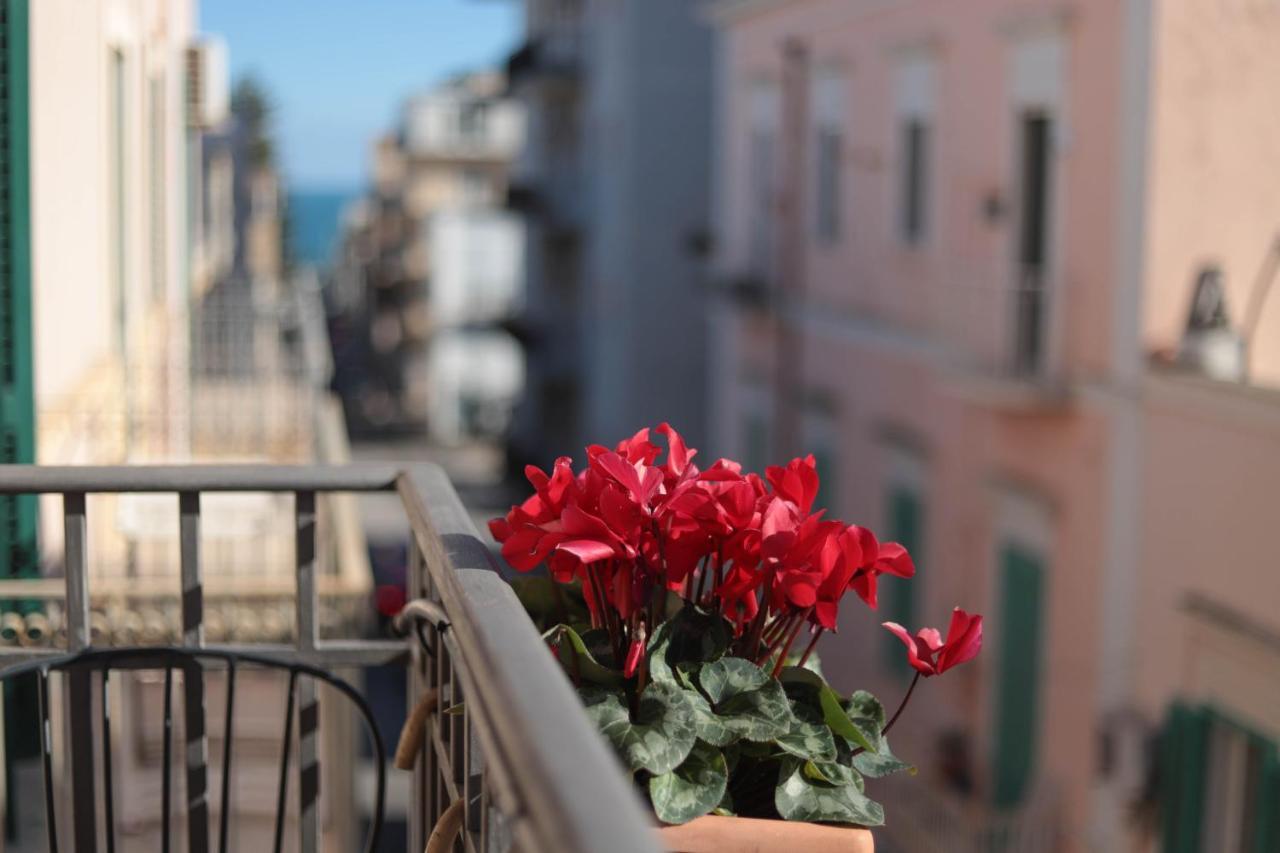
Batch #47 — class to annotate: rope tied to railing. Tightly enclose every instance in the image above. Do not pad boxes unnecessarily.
[391,599,453,771]
[393,598,451,659]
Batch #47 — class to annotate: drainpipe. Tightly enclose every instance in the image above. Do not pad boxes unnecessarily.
[773,38,809,460]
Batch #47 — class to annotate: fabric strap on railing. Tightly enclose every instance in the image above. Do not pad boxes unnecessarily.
[395,689,440,770]
[424,798,466,853]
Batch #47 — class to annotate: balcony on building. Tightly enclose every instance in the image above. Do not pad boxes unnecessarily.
[0,462,662,853]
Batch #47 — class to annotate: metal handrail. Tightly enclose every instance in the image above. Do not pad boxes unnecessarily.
[0,463,661,853]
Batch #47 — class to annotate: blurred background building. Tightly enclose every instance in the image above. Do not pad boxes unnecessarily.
[503,0,714,471]
[2,1,373,847]
[330,71,525,443]
[1,0,1278,849]
[707,1,1280,851]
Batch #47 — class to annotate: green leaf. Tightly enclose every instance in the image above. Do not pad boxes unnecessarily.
[778,665,826,693]
[699,658,794,742]
[580,628,620,670]
[776,702,837,762]
[543,624,623,687]
[802,759,863,791]
[511,576,588,630]
[685,687,735,747]
[580,683,698,775]
[649,741,728,825]
[851,736,916,778]
[648,605,731,685]
[845,690,886,729]
[819,685,878,753]
[700,657,769,704]
[775,758,884,827]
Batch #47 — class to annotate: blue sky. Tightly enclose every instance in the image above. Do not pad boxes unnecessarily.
[200,0,520,190]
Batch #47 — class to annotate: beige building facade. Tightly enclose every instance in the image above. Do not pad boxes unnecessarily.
[708,1,1280,850]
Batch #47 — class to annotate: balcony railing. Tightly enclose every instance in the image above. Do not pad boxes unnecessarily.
[0,464,661,853]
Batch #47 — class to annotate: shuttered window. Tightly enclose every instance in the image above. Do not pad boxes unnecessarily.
[881,486,922,676]
[1161,703,1280,853]
[992,543,1044,808]
[0,0,35,587]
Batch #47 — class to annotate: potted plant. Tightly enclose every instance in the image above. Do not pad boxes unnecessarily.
[491,424,982,852]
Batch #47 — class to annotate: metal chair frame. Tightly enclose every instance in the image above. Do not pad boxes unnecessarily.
[0,645,386,853]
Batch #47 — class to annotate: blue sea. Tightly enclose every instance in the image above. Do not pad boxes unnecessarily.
[289,187,360,268]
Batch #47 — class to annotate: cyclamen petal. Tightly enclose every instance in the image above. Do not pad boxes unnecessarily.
[882,621,938,676]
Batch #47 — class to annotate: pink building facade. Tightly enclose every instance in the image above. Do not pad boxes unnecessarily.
[708,1,1280,850]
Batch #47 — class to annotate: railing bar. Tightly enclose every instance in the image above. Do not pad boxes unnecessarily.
[297,678,319,853]
[462,703,472,851]
[180,492,210,853]
[66,666,97,853]
[406,541,427,853]
[101,669,116,853]
[295,491,317,651]
[272,670,299,853]
[62,493,89,651]
[0,640,409,671]
[436,650,450,823]
[294,491,319,853]
[451,679,466,851]
[479,774,489,853]
[37,668,58,853]
[63,492,98,852]
[426,732,461,805]
[218,661,236,853]
[162,666,173,853]
[0,464,402,495]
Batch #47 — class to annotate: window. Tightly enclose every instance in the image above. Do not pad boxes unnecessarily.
[748,82,779,278]
[1161,704,1280,853]
[993,542,1045,807]
[111,49,128,355]
[748,128,775,277]
[1013,112,1053,375]
[812,67,844,243]
[900,119,929,244]
[893,55,935,247]
[149,74,166,301]
[814,129,842,242]
[881,486,924,675]
[743,413,769,476]
[458,101,488,143]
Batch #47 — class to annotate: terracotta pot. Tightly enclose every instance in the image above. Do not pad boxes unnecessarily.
[657,815,874,853]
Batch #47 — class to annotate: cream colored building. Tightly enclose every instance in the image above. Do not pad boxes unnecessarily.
[2,3,372,849]
[708,1,1280,851]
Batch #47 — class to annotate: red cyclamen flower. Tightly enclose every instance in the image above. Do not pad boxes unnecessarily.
[882,607,983,677]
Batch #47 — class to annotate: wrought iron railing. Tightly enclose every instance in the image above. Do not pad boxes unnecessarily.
[0,464,660,853]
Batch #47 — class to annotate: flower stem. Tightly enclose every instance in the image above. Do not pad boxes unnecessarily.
[881,671,921,737]
[771,609,810,677]
[851,671,923,757]
[796,627,824,669]
[744,573,773,657]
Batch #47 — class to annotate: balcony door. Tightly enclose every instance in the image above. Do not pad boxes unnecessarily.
[1013,111,1053,376]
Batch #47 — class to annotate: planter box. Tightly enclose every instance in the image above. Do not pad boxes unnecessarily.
[657,815,874,853]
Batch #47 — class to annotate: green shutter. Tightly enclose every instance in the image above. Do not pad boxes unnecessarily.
[1159,702,1209,853]
[1256,740,1280,853]
[0,0,35,590]
[881,486,922,675]
[812,447,836,512]
[992,543,1044,808]
[744,415,769,475]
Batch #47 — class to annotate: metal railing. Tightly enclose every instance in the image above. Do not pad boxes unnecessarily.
[0,463,660,853]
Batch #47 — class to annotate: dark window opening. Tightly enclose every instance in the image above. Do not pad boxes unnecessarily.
[900,119,929,244]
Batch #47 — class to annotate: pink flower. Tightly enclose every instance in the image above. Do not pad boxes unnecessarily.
[883,608,983,677]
